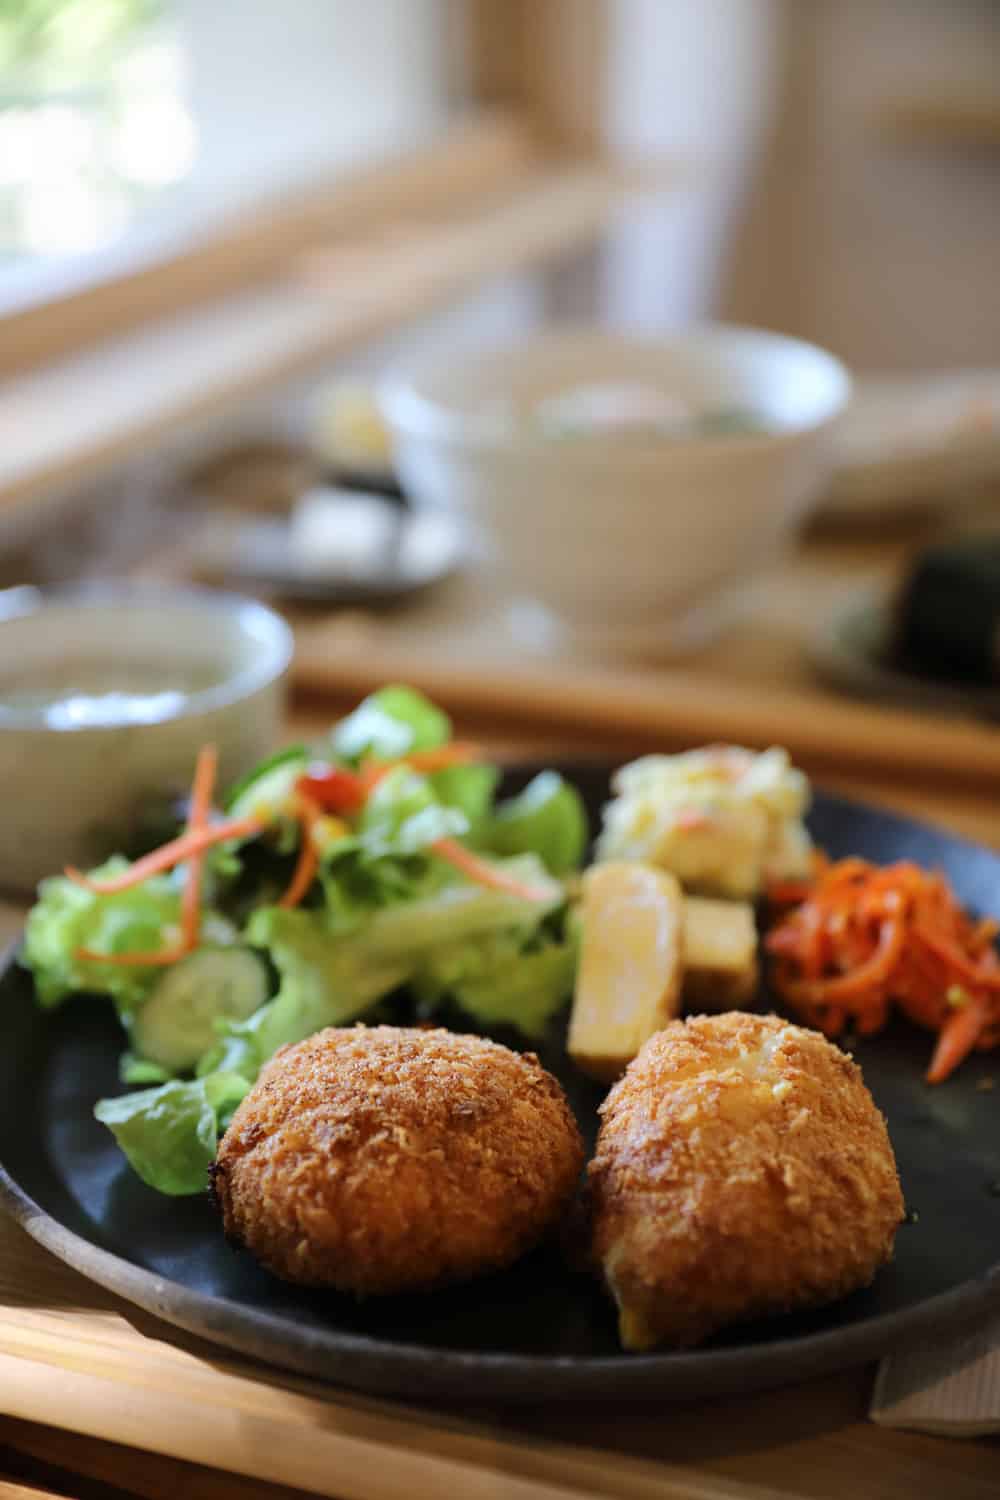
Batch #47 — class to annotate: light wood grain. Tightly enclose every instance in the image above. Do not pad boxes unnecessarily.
[466,0,608,155]
[0,1216,997,1500]
[289,529,1000,793]
[0,1483,67,1500]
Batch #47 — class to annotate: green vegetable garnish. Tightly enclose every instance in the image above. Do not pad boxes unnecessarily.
[22,686,589,1194]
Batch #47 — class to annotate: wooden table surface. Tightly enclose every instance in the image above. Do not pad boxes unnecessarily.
[0,707,998,1500]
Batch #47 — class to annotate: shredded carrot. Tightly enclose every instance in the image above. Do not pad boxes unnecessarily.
[926,994,991,1086]
[179,744,217,949]
[66,812,267,894]
[431,837,550,901]
[279,795,321,909]
[76,744,221,968]
[358,742,483,792]
[766,858,1000,1083]
[76,944,191,968]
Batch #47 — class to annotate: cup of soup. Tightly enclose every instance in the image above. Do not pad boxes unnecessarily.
[0,584,292,892]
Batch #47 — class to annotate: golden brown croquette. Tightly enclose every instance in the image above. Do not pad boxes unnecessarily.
[211,1025,584,1294]
[588,1012,904,1350]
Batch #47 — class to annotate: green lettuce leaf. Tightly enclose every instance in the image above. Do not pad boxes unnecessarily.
[119,1051,174,1086]
[22,860,182,1011]
[414,930,577,1038]
[357,766,468,853]
[348,854,563,959]
[486,771,588,875]
[237,906,410,1060]
[94,1071,249,1196]
[315,767,468,932]
[429,763,500,839]
[332,685,450,763]
[93,855,566,1194]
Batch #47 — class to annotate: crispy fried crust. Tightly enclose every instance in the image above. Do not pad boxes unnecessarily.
[588,1012,905,1350]
[211,1025,584,1295]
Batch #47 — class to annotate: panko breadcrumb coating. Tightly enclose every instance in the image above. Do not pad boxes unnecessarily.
[588,1012,904,1350]
[211,1025,583,1294]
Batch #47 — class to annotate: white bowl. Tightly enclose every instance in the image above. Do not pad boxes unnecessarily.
[0,584,292,893]
[382,326,851,654]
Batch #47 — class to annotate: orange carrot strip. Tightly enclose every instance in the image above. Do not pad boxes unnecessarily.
[76,945,190,968]
[795,917,905,1006]
[911,926,1000,992]
[926,995,991,1085]
[400,743,482,772]
[358,742,483,793]
[66,813,267,894]
[430,837,550,901]
[766,879,815,905]
[179,744,218,950]
[279,796,321,909]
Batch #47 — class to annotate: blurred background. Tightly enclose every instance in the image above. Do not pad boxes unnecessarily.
[2,0,1000,715]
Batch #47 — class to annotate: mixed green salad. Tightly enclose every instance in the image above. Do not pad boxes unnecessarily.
[21,687,587,1196]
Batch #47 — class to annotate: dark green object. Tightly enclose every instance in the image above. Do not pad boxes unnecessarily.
[223,745,309,813]
[895,537,1000,685]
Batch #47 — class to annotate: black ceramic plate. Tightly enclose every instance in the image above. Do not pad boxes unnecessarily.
[2,767,999,1403]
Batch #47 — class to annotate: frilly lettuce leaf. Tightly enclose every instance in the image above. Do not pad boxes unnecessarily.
[428,763,500,839]
[486,771,587,876]
[357,766,468,854]
[94,1071,249,1196]
[413,929,577,1038]
[332,685,450,763]
[22,860,182,1011]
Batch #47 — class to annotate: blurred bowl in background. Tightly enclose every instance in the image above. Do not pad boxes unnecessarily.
[382,326,851,654]
[0,584,292,893]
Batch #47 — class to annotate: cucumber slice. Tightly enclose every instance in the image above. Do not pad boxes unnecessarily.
[225,746,309,819]
[131,948,270,1072]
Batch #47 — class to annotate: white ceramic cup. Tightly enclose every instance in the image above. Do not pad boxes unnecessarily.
[0,584,292,893]
[382,325,851,655]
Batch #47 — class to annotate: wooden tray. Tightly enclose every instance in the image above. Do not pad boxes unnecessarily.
[289,534,1000,791]
[2,1214,997,1500]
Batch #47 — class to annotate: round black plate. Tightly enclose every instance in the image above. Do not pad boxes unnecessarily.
[2,767,999,1402]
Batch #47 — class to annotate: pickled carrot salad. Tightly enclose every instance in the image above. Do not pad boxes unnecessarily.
[766,857,1000,1084]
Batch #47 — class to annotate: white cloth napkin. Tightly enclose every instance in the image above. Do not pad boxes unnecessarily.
[871,1315,1000,1436]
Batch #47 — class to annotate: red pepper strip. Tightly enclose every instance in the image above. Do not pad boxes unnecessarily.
[430,838,550,901]
[279,795,322,909]
[296,766,368,815]
[301,746,484,808]
[301,766,549,900]
[926,994,991,1085]
[65,813,267,894]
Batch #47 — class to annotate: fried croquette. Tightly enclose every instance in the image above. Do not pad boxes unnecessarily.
[588,1012,904,1350]
[210,1025,584,1294]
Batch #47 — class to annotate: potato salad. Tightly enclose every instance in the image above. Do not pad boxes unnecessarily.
[595,746,812,900]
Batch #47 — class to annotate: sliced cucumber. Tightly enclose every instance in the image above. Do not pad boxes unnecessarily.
[131,948,270,1072]
[225,746,309,820]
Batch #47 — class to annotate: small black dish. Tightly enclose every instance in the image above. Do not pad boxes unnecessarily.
[810,592,1000,721]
